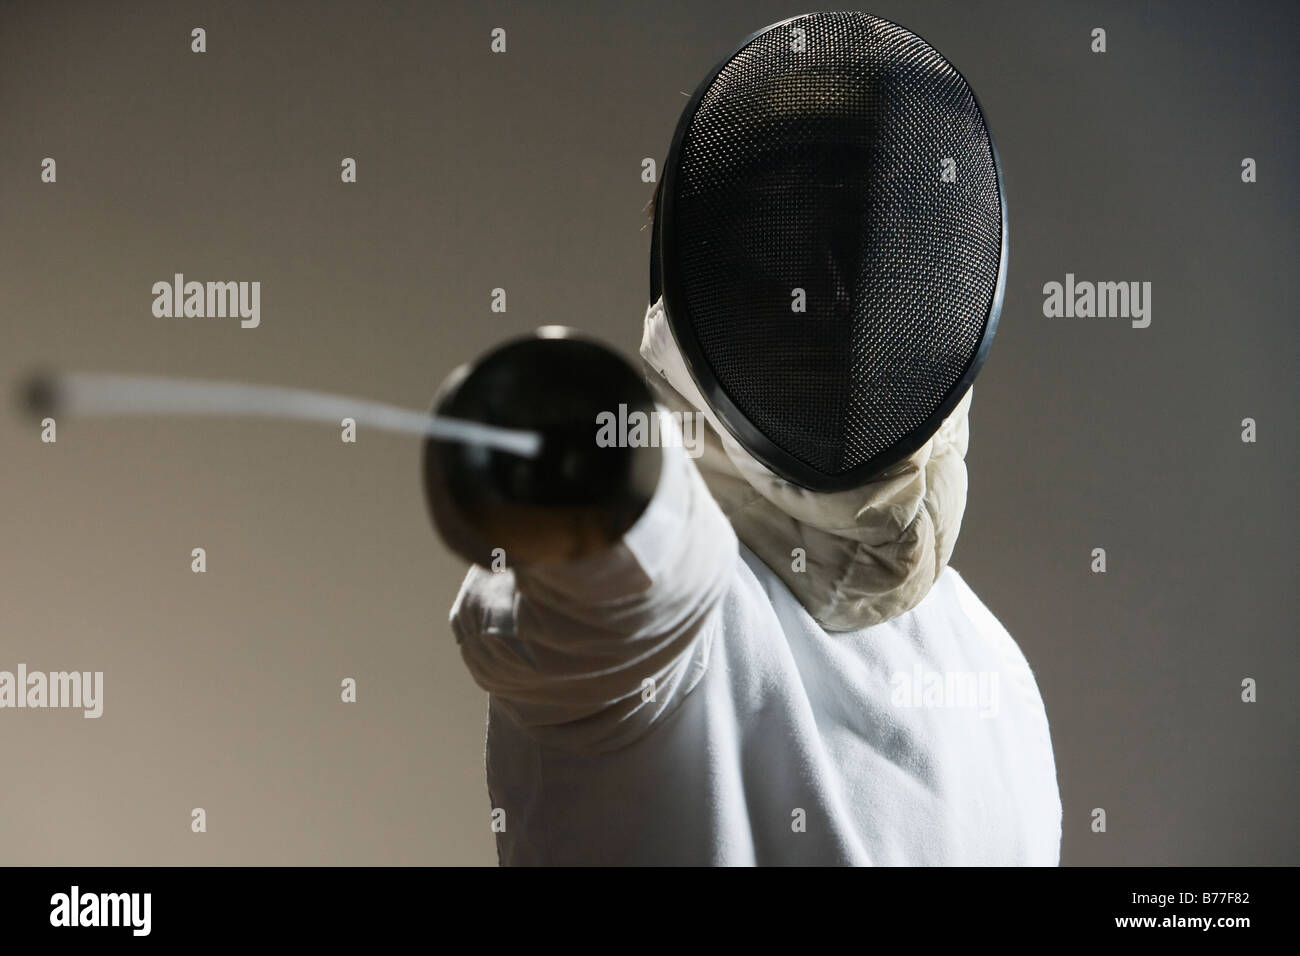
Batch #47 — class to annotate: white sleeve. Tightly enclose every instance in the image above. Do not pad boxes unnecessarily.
[449,439,736,753]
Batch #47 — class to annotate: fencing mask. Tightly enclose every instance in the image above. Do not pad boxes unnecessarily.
[650,11,1006,492]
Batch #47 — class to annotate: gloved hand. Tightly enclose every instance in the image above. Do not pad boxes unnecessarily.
[422,329,661,568]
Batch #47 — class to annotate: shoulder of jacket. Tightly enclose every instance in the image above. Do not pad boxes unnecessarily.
[940,566,998,626]
[941,565,1041,681]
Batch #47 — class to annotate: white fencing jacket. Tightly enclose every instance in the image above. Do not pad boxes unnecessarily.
[448,301,1062,866]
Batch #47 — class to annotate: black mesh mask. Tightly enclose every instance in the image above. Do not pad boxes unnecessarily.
[650,12,1006,492]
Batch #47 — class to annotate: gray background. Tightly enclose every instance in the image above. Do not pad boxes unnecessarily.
[1,0,1295,866]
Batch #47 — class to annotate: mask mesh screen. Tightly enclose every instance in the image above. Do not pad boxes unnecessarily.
[668,12,1002,476]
